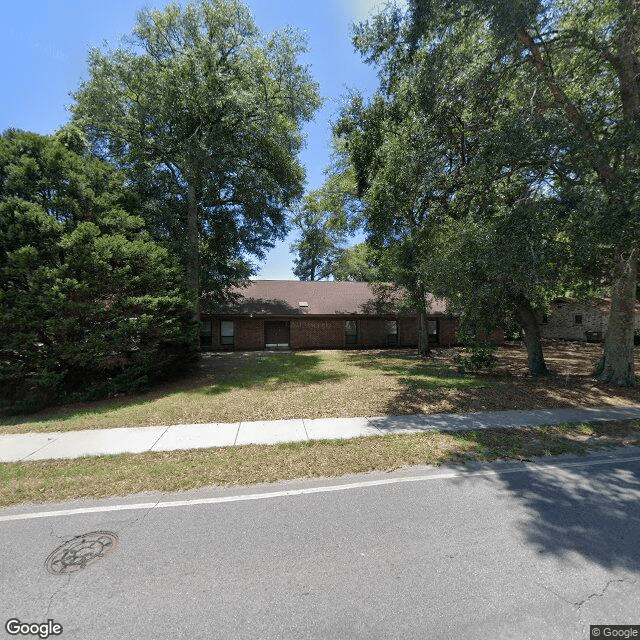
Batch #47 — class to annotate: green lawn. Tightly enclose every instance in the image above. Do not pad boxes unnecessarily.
[3,343,638,437]
[0,350,487,435]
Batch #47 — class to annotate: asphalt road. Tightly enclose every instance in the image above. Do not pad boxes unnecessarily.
[2,449,640,640]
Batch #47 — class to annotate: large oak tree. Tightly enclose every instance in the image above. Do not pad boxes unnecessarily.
[405,0,640,384]
[337,0,639,382]
[72,0,321,323]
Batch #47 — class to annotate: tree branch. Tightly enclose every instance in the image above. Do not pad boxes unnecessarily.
[517,28,614,182]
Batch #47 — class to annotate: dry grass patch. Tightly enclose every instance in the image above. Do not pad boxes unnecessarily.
[2,419,640,507]
[1,342,638,435]
[0,350,486,434]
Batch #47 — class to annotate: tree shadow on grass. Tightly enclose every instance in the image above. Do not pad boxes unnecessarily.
[203,352,348,395]
[345,350,489,391]
[0,352,349,432]
[0,392,178,432]
[356,346,640,416]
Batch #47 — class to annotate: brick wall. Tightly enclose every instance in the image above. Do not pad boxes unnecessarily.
[205,317,263,350]
[398,316,460,347]
[475,327,505,345]
[235,318,264,349]
[359,318,390,347]
[540,301,640,342]
[203,314,488,350]
[398,317,418,347]
[291,318,346,349]
[439,318,459,346]
[540,302,605,341]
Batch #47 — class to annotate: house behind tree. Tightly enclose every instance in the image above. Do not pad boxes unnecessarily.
[200,280,463,351]
[539,298,640,342]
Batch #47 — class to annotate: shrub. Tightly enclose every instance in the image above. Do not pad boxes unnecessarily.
[455,333,499,373]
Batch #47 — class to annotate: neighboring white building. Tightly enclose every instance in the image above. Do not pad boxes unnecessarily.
[540,298,640,342]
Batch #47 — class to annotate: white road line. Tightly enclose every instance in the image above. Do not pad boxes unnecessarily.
[2,454,640,524]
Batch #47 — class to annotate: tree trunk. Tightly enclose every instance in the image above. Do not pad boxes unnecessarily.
[514,299,548,376]
[186,181,200,326]
[418,311,430,357]
[595,251,637,386]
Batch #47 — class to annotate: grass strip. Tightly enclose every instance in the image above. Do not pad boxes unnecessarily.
[2,420,640,508]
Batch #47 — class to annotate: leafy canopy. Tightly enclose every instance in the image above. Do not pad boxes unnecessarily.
[72,0,321,301]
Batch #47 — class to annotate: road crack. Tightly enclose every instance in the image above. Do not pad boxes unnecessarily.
[534,576,638,611]
[45,573,71,618]
[575,577,637,610]
[48,525,68,542]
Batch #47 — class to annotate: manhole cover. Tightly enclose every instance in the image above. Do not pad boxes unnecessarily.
[45,531,118,575]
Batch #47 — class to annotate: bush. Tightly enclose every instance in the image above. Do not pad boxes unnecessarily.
[455,333,499,373]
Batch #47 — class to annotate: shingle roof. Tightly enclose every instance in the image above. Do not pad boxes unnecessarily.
[214,280,448,316]
[551,297,640,314]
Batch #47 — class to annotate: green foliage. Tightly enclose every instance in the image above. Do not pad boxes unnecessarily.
[0,130,195,413]
[399,0,640,383]
[71,0,321,304]
[290,155,361,281]
[456,336,499,374]
[429,206,563,333]
[290,190,343,281]
[332,243,380,282]
[336,0,640,380]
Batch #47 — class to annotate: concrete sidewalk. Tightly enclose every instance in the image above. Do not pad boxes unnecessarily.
[2,405,640,463]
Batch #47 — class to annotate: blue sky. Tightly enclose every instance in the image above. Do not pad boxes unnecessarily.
[1,0,385,278]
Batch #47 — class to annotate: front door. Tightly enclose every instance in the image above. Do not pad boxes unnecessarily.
[264,321,290,349]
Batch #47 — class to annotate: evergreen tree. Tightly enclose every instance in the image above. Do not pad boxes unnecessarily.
[0,129,193,412]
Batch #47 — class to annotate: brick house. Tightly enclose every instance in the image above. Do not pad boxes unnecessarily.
[200,280,461,351]
[539,298,640,342]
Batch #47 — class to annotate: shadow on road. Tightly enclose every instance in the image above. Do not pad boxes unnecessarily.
[487,455,640,572]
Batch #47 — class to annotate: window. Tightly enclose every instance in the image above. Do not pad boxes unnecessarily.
[220,320,235,345]
[574,314,583,325]
[345,320,358,345]
[385,320,398,346]
[427,320,439,344]
[200,319,212,347]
